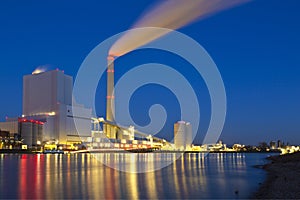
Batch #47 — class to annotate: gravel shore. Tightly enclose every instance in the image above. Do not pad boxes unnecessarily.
[253,152,300,199]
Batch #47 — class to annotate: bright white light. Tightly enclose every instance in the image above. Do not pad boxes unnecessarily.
[98,117,105,122]
[32,65,48,75]
[48,112,56,116]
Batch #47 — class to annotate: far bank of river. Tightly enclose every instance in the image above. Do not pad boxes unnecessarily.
[0,148,281,154]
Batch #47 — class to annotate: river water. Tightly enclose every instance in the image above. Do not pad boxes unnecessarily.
[0,153,275,199]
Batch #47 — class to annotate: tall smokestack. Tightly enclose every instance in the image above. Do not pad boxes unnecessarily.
[105,55,117,139]
[106,55,115,122]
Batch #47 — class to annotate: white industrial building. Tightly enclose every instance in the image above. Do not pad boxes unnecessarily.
[174,121,193,151]
[0,118,43,147]
[23,69,92,144]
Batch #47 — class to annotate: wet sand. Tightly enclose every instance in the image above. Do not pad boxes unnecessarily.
[253,152,300,199]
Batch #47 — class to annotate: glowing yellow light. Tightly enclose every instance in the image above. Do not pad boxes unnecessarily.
[48,112,56,116]
[32,66,47,74]
[98,117,105,122]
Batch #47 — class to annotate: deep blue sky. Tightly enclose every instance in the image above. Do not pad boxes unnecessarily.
[0,0,299,145]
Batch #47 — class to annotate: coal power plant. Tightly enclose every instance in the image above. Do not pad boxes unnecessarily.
[0,69,92,149]
[0,58,189,152]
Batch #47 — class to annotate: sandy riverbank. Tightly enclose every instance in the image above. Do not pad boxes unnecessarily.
[253,152,300,199]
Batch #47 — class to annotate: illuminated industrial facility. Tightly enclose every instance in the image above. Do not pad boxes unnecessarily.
[0,118,43,148]
[0,69,92,148]
[174,121,192,150]
[0,56,185,152]
[23,69,92,144]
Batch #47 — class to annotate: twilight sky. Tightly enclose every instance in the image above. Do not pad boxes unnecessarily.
[0,0,299,145]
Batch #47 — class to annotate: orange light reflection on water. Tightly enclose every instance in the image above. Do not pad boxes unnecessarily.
[0,152,253,199]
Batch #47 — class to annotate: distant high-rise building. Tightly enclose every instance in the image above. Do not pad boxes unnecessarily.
[174,121,193,150]
[23,69,92,144]
[277,140,282,148]
[270,141,276,149]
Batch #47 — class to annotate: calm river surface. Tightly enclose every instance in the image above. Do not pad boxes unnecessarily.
[0,153,276,199]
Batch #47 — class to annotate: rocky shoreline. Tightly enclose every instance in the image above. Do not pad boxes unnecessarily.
[253,152,300,199]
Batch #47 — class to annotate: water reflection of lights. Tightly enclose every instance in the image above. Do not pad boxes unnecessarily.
[145,155,157,199]
[198,153,207,188]
[45,154,51,198]
[236,153,246,167]
[0,154,3,191]
[35,154,42,199]
[19,155,27,199]
[92,151,185,173]
[128,156,139,199]
[216,153,224,173]
[229,153,246,169]
[66,154,72,198]
[0,153,263,199]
